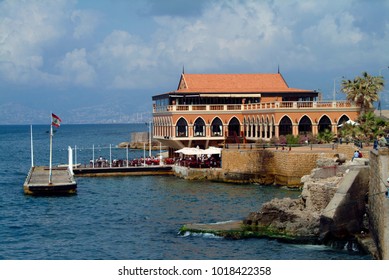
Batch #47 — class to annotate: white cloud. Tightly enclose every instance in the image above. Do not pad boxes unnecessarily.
[152,0,297,71]
[0,0,388,92]
[0,0,72,83]
[71,9,101,39]
[92,30,156,89]
[57,48,96,86]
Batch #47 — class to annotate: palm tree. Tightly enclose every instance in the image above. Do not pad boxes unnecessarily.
[341,71,385,114]
[317,129,334,143]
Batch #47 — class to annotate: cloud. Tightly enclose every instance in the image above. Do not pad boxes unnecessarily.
[57,48,96,86]
[92,30,156,89]
[0,0,73,84]
[71,9,101,39]
[143,0,210,16]
[152,0,297,71]
[0,0,388,93]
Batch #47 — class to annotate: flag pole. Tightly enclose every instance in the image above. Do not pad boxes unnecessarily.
[30,125,34,167]
[49,116,53,184]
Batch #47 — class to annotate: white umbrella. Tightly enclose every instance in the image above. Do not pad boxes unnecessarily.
[337,120,359,127]
[202,146,222,155]
[174,147,204,155]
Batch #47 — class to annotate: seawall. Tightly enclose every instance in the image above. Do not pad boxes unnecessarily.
[174,145,357,186]
[368,148,389,259]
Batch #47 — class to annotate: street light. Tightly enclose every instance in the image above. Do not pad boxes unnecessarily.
[333,76,345,102]
[145,121,152,157]
[378,66,389,117]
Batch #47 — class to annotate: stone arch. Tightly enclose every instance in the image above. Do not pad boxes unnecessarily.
[211,117,223,137]
[255,116,260,138]
[279,115,293,136]
[193,117,206,137]
[243,116,249,137]
[228,117,241,137]
[271,116,276,138]
[337,115,350,127]
[261,116,266,138]
[176,117,188,137]
[318,115,332,133]
[298,115,312,135]
[266,116,271,138]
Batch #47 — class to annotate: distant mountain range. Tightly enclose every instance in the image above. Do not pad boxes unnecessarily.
[0,100,152,124]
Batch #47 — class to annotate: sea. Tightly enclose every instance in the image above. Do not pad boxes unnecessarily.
[0,124,372,260]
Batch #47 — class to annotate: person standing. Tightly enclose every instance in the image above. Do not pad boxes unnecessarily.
[378,134,387,147]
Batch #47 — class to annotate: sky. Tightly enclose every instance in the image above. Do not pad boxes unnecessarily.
[0,0,389,124]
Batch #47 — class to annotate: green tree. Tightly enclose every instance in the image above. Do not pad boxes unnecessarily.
[338,112,389,145]
[317,129,334,143]
[341,72,385,114]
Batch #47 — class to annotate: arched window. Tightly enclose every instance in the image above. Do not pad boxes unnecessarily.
[211,117,223,136]
[298,116,312,135]
[337,115,350,127]
[318,116,332,133]
[228,117,241,137]
[193,118,205,137]
[176,118,188,137]
[279,116,293,136]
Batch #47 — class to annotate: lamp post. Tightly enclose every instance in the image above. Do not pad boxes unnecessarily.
[378,66,389,117]
[145,121,152,157]
[333,76,345,102]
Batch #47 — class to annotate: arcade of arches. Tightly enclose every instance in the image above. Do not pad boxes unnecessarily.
[153,114,352,141]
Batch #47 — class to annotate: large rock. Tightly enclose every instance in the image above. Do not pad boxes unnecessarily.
[244,158,346,241]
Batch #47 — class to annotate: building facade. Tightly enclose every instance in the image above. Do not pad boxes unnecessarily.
[152,72,359,150]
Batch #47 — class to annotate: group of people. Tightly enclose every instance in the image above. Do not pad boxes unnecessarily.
[351,150,363,161]
[373,134,388,150]
[89,156,163,168]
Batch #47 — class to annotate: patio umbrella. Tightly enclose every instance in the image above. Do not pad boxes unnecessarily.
[174,147,204,155]
[202,146,222,155]
[337,120,359,127]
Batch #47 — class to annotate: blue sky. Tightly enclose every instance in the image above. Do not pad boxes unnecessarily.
[1,0,389,124]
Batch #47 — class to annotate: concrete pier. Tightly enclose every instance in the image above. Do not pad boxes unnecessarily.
[23,166,77,195]
[73,165,173,176]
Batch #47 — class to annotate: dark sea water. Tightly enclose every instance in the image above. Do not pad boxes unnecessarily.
[0,124,371,260]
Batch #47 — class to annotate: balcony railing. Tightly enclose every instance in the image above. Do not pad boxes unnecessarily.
[153,101,357,113]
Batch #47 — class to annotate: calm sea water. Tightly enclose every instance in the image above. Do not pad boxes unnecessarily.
[0,124,371,260]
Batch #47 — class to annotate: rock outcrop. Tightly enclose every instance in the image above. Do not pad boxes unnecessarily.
[243,156,360,242]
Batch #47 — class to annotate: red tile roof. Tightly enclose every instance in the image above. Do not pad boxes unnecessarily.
[176,73,313,93]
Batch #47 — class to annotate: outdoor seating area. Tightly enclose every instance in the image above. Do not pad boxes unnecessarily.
[174,146,222,169]
[176,156,221,168]
[87,157,167,168]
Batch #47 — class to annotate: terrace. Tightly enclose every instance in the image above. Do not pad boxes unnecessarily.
[153,100,357,113]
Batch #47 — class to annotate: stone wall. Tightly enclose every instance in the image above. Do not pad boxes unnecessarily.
[320,167,369,241]
[174,144,363,187]
[368,148,389,259]
[221,149,336,186]
[131,132,149,143]
[272,151,326,186]
[336,143,357,159]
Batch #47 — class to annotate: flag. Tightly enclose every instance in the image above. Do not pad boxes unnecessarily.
[51,113,62,127]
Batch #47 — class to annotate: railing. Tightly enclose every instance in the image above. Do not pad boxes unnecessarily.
[154,101,357,113]
[225,143,338,150]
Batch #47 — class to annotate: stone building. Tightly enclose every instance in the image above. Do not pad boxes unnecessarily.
[152,71,359,150]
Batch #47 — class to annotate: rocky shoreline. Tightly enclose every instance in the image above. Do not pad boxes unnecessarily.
[180,157,376,257]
